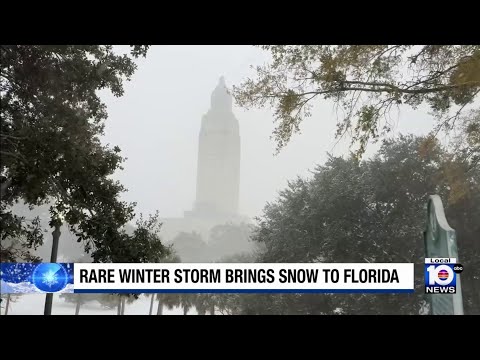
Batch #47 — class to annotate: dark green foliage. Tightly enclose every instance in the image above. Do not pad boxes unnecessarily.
[230,135,479,314]
[0,206,43,262]
[0,45,171,264]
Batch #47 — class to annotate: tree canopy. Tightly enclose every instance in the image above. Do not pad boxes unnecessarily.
[233,45,480,156]
[0,45,170,263]
[230,134,480,314]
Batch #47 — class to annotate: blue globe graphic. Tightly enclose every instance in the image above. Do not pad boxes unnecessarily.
[32,263,68,293]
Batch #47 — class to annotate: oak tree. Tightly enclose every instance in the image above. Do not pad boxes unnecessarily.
[1,45,169,264]
[233,45,480,156]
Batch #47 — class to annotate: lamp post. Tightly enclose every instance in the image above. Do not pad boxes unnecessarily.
[44,217,62,315]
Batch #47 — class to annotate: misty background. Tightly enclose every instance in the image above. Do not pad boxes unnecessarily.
[100,45,435,222]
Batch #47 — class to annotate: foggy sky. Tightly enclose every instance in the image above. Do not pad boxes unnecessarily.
[100,45,438,222]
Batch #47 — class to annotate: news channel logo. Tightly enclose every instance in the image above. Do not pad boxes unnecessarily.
[424,258,463,294]
[0,263,73,294]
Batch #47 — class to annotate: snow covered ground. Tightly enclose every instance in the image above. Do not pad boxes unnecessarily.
[1,293,198,315]
[1,280,74,294]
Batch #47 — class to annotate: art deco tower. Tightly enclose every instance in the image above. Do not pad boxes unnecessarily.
[193,77,240,217]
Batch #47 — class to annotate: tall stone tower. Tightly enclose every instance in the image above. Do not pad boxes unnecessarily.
[192,76,240,218]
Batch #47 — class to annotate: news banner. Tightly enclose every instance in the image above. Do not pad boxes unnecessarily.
[0,259,462,294]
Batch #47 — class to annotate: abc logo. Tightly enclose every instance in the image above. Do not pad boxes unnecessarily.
[453,264,463,274]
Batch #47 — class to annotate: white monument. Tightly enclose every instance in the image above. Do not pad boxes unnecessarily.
[161,77,246,242]
[188,76,240,219]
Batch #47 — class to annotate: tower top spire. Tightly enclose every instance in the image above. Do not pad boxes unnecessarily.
[211,76,232,112]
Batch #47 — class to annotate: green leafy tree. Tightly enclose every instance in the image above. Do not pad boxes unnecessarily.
[0,45,173,264]
[0,214,42,262]
[233,45,480,156]
[2,202,90,263]
[232,134,479,314]
[128,211,172,263]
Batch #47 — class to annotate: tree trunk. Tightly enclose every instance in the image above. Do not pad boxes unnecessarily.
[75,297,81,315]
[156,298,163,315]
[44,223,61,316]
[210,305,215,315]
[149,294,155,315]
[121,297,126,315]
[183,306,188,315]
[5,294,11,315]
[117,297,122,315]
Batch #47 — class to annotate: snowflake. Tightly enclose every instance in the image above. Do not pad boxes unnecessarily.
[42,270,58,288]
